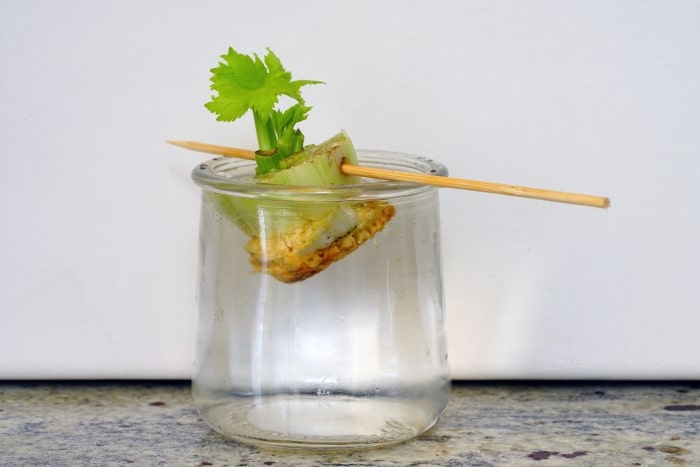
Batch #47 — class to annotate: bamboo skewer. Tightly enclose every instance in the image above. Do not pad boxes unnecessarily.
[167,140,610,209]
[168,140,257,161]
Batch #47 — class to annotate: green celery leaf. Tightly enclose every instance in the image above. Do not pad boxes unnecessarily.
[205,46,324,172]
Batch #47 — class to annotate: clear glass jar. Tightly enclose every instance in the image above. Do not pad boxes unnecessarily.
[191,150,450,450]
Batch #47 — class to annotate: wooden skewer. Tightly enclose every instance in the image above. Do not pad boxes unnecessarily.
[168,140,257,161]
[167,140,610,209]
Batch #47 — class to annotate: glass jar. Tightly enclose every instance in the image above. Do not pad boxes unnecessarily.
[191,150,450,450]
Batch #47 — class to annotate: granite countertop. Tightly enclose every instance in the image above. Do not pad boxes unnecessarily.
[1,381,698,466]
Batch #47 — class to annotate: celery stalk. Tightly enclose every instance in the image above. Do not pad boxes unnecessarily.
[258,131,360,186]
[204,47,395,282]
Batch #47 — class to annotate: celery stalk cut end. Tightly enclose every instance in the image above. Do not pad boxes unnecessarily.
[206,131,395,283]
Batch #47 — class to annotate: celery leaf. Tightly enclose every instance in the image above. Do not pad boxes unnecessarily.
[205,47,323,171]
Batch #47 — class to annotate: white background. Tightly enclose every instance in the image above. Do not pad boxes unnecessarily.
[2,0,699,379]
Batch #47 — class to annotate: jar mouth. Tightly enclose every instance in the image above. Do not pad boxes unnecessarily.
[192,150,448,201]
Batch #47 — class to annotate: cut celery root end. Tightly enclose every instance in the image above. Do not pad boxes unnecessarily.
[245,201,396,283]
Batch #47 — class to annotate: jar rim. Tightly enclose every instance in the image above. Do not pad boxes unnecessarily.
[192,150,449,201]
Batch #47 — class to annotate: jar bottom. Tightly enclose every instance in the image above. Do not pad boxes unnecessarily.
[197,393,445,450]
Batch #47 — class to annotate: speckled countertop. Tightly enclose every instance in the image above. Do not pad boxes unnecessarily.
[1,381,698,466]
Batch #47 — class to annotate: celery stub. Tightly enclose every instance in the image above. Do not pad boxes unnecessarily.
[204,47,395,282]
